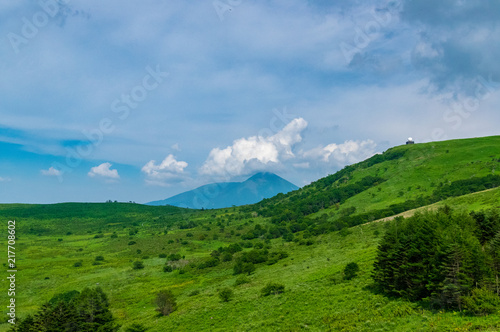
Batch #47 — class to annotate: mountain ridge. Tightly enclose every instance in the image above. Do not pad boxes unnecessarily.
[147,172,299,209]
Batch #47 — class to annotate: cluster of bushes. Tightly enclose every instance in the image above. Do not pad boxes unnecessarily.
[92,255,105,266]
[162,254,188,273]
[233,249,288,275]
[10,287,119,331]
[167,253,183,261]
[197,257,220,269]
[343,262,359,280]
[217,282,286,302]
[241,224,268,240]
[197,246,240,269]
[211,243,244,256]
[124,323,148,332]
[163,245,287,273]
[234,275,250,286]
[178,220,197,229]
[133,261,145,270]
[261,282,285,296]
[73,255,106,268]
[198,243,245,269]
[373,207,500,313]
[218,288,234,302]
[155,290,177,316]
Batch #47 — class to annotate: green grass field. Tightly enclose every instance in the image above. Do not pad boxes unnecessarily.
[1,136,500,331]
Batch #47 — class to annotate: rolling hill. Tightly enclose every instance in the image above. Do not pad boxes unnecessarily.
[147,172,299,209]
[249,135,500,227]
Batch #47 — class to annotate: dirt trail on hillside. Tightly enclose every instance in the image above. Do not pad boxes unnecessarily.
[368,187,499,224]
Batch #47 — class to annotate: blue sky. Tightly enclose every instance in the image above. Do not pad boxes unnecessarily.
[1,0,499,204]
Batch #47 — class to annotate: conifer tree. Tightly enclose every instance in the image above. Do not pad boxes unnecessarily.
[489,230,500,295]
[75,287,120,331]
[10,287,119,332]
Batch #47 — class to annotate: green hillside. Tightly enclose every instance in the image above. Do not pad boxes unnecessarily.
[1,136,500,331]
[252,135,500,221]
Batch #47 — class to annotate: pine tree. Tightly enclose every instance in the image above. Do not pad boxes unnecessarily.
[372,218,402,295]
[75,287,120,332]
[31,303,55,331]
[439,242,467,310]
[470,210,500,245]
[9,315,35,332]
[489,230,500,295]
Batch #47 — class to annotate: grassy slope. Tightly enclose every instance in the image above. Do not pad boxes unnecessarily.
[312,135,500,220]
[373,187,500,223]
[1,136,500,331]
[3,207,500,332]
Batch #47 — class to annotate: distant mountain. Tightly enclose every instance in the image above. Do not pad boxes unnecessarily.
[147,172,299,209]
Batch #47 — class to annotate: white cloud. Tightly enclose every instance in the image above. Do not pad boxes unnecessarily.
[200,118,308,177]
[88,162,120,180]
[141,154,188,186]
[302,139,377,165]
[0,177,11,182]
[41,167,61,177]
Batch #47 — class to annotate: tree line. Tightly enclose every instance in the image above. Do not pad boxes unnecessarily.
[373,207,500,314]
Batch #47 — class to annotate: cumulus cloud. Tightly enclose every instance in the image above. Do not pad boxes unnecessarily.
[200,118,308,177]
[88,163,120,180]
[41,167,62,177]
[302,140,377,165]
[141,154,188,186]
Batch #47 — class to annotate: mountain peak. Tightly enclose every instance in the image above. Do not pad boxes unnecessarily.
[147,172,298,209]
[247,172,280,180]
